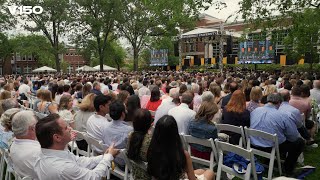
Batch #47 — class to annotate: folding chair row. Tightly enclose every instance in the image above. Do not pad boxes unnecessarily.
[180,124,282,180]
[70,131,129,180]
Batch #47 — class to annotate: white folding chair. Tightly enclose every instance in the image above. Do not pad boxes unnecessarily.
[215,140,258,180]
[179,133,187,150]
[301,113,306,126]
[0,148,5,180]
[244,127,282,180]
[121,149,146,180]
[183,135,218,170]
[84,134,105,157]
[106,149,129,180]
[68,131,88,157]
[3,149,15,180]
[216,124,246,147]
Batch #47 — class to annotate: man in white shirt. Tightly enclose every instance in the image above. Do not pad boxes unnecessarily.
[154,87,180,125]
[18,79,31,96]
[86,95,112,153]
[168,91,196,135]
[10,110,40,179]
[34,113,119,180]
[138,80,151,97]
[191,83,202,112]
[311,80,320,105]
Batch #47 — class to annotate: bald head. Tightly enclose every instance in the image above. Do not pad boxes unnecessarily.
[314,80,320,89]
[280,89,290,102]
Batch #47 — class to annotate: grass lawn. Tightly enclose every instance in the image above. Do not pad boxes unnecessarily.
[303,132,320,180]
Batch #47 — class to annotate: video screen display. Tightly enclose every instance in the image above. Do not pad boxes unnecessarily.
[150,49,168,66]
[238,40,274,64]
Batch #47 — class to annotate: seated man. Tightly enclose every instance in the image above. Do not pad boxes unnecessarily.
[34,113,119,179]
[86,94,112,153]
[250,93,305,175]
[10,110,40,179]
[102,100,133,166]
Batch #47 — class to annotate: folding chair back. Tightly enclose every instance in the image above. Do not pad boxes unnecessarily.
[216,124,246,147]
[68,131,88,156]
[85,134,105,157]
[122,149,147,180]
[183,135,217,170]
[215,140,257,180]
[106,149,129,180]
[244,127,282,180]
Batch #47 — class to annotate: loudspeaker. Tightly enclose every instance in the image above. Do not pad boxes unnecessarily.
[174,42,179,56]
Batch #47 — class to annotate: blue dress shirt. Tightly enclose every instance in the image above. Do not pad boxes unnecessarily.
[250,104,300,147]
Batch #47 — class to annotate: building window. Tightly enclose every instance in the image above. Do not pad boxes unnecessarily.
[16,66,21,74]
[24,66,32,73]
[66,53,69,56]
[67,66,73,73]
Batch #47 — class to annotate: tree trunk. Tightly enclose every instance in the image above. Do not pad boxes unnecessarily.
[55,52,61,73]
[133,48,138,71]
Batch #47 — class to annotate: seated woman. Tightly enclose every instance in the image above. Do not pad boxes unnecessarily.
[246,86,263,112]
[189,101,219,160]
[0,108,20,149]
[146,87,162,111]
[74,93,96,151]
[222,90,250,145]
[127,109,152,180]
[58,94,75,127]
[148,115,215,180]
[37,90,58,115]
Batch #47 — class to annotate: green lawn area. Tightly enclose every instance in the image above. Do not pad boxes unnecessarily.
[303,132,320,180]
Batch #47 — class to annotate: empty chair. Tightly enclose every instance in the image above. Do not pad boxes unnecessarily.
[183,135,218,170]
[244,127,282,180]
[215,140,258,180]
[216,124,246,147]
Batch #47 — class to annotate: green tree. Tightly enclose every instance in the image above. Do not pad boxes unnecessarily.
[0,33,12,73]
[72,0,120,72]
[0,0,16,31]
[116,0,214,71]
[283,8,320,68]
[10,34,56,67]
[13,0,71,72]
[79,39,126,70]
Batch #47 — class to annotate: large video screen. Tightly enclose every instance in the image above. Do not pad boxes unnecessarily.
[150,49,168,66]
[238,40,274,64]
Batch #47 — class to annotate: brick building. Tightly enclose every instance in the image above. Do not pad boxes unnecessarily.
[0,47,89,75]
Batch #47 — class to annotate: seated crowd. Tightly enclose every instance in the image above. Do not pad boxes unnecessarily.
[0,70,319,179]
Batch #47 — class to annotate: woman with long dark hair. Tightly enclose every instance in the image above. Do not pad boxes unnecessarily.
[127,109,152,180]
[147,115,214,180]
[145,87,162,111]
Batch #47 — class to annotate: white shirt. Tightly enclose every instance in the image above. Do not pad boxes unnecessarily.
[100,83,109,95]
[18,84,31,95]
[311,88,320,105]
[111,83,118,91]
[34,148,113,180]
[154,98,177,126]
[138,86,151,97]
[168,103,196,135]
[86,114,110,153]
[10,139,41,179]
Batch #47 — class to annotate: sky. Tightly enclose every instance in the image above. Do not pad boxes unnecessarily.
[204,0,242,22]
